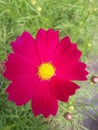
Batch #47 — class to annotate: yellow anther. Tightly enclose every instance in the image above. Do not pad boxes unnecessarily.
[38,63,55,80]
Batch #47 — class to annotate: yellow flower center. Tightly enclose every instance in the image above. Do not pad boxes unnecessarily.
[38,63,55,80]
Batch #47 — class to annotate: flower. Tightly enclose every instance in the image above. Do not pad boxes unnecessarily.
[4,28,88,118]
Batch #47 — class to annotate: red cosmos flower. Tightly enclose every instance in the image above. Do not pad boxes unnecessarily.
[4,28,88,118]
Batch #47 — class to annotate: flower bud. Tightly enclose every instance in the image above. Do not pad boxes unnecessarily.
[91,76,98,84]
[64,112,72,120]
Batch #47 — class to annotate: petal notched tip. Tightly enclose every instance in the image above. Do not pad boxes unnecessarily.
[61,35,71,44]
[32,111,57,118]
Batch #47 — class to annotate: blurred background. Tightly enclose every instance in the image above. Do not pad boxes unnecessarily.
[0,0,98,130]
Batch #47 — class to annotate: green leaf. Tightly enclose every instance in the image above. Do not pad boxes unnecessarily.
[0,124,16,130]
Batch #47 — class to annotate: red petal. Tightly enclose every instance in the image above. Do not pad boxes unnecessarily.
[6,77,40,106]
[31,80,58,118]
[52,36,82,66]
[50,76,80,102]
[11,31,41,66]
[3,53,37,81]
[56,61,88,81]
[36,28,59,62]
